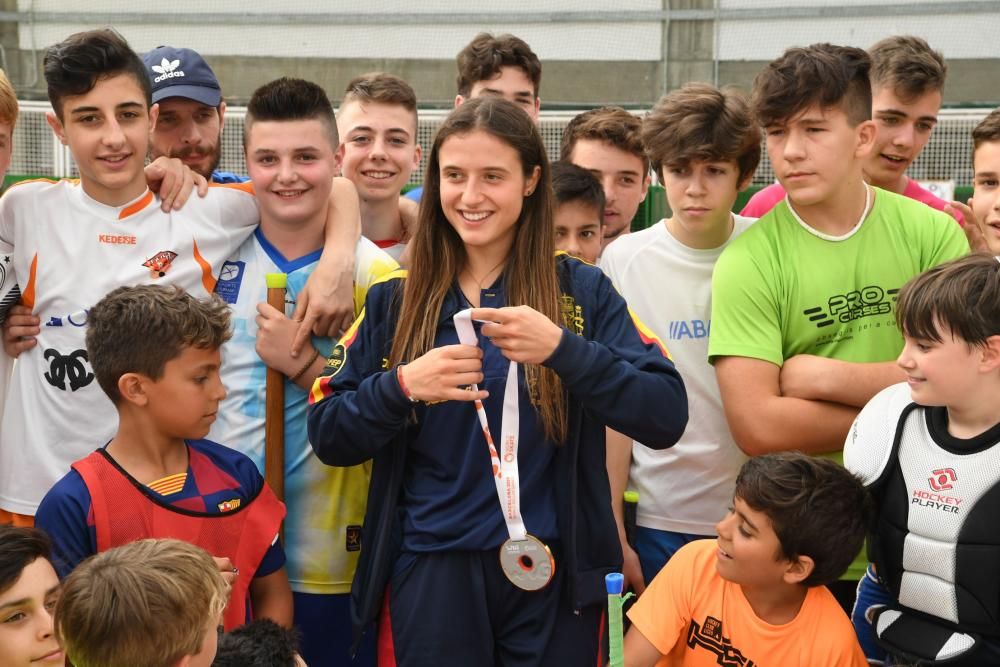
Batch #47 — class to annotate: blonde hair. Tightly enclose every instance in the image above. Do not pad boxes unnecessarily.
[0,69,17,127]
[56,539,228,667]
[341,71,418,125]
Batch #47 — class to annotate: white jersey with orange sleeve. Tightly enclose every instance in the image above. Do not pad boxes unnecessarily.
[0,179,258,515]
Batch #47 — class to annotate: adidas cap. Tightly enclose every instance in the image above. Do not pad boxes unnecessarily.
[143,45,222,107]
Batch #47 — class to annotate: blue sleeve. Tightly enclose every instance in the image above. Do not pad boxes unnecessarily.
[307,284,413,467]
[34,471,97,578]
[255,534,286,577]
[210,170,250,184]
[404,186,423,202]
[545,264,688,449]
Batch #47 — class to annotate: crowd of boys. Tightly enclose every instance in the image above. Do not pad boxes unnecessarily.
[0,23,998,667]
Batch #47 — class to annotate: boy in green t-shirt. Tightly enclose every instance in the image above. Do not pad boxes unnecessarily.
[708,43,968,618]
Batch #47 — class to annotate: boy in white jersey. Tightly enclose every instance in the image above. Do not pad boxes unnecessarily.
[0,29,358,526]
[338,72,421,263]
[0,67,201,468]
[708,44,968,623]
[209,77,397,667]
[600,83,760,592]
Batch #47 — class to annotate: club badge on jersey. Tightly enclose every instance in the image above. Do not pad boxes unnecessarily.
[0,242,20,324]
[453,309,555,591]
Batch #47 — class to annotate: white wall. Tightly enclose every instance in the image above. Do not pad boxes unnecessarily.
[17,1,995,64]
[717,0,1000,60]
[16,0,664,60]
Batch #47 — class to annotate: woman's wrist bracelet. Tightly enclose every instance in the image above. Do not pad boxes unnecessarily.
[396,364,419,403]
[290,348,321,383]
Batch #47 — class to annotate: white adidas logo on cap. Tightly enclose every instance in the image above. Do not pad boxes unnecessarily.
[151,58,185,84]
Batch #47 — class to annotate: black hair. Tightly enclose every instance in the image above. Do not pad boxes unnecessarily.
[896,253,1000,347]
[0,525,53,595]
[752,43,872,128]
[212,619,300,667]
[735,453,872,587]
[245,77,338,149]
[456,33,541,97]
[550,160,606,214]
[44,28,152,120]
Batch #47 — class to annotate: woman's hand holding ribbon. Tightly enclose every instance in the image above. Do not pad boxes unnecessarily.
[398,345,488,403]
[472,306,563,365]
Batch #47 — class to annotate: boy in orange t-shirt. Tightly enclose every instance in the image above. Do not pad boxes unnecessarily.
[624,453,870,667]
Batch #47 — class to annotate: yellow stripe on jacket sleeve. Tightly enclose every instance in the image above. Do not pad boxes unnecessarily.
[309,307,366,405]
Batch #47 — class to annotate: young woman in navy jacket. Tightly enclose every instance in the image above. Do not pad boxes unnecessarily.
[308,96,687,666]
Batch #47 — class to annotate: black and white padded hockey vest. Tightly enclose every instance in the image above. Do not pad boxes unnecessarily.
[845,383,1000,664]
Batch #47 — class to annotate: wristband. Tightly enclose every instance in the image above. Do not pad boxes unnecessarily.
[290,348,321,383]
[396,364,420,403]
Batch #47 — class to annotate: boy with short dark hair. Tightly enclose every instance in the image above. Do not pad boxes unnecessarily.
[0,525,62,667]
[36,285,290,630]
[845,254,1000,666]
[709,42,968,614]
[141,43,362,336]
[211,76,396,666]
[455,32,541,121]
[0,29,357,527]
[624,453,870,666]
[742,35,957,220]
[56,538,229,667]
[551,160,605,264]
[404,32,541,205]
[560,107,650,248]
[0,28,259,527]
[601,83,759,590]
[213,620,304,667]
[338,72,421,261]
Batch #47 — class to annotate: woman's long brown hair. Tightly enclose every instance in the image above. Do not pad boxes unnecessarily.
[388,97,566,442]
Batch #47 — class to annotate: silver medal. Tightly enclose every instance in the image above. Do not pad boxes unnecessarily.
[499,535,555,591]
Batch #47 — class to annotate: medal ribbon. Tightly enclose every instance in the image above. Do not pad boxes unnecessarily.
[453,308,527,542]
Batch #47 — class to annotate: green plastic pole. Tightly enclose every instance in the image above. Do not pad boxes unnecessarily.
[606,572,634,666]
